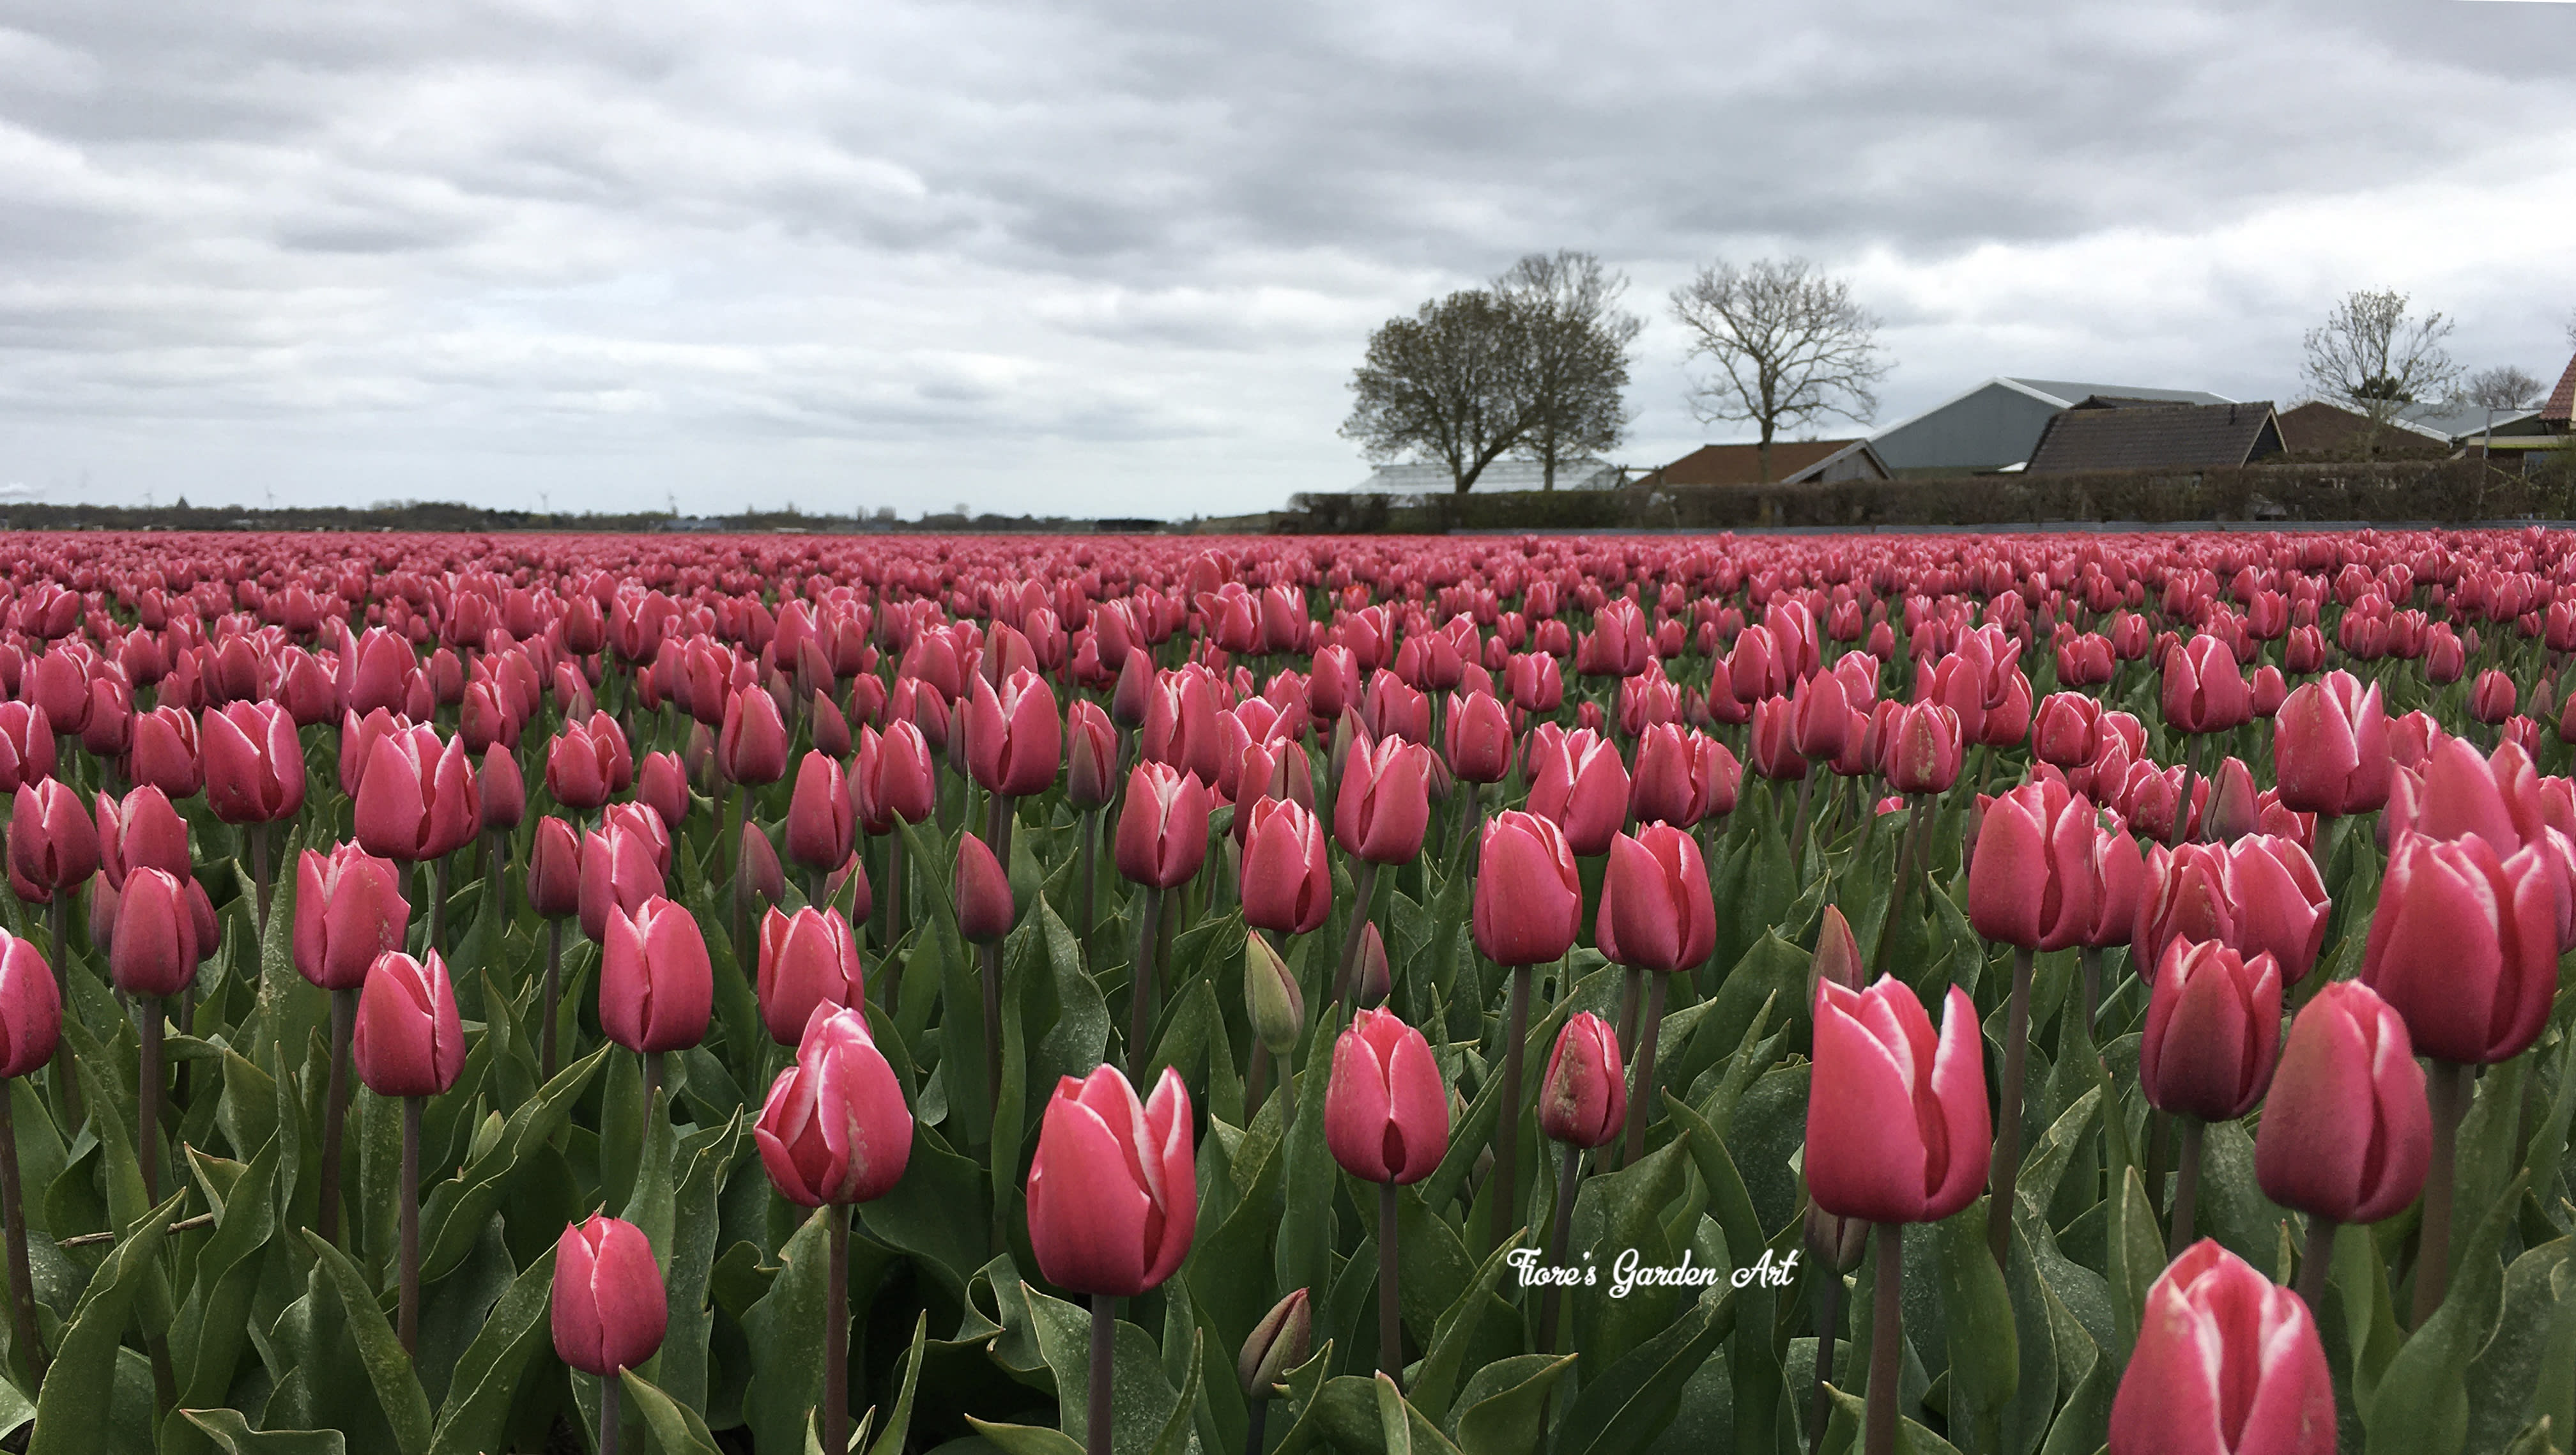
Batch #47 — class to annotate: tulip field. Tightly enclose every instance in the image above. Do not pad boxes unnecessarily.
[1,528,2575,1455]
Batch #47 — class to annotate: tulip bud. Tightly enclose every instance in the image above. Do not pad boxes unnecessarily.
[353,950,466,1097]
[2253,981,2431,1224]
[1810,904,1864,996]
[551,1215,668,1377]
[2204,757,2259,843]
[1116,760,1213,890]
[1241,797,1330,936]
[1324,1008,1448,1184]
[755,1005,914,1205]
[109,866,201,998]
[717,686,790,785]
[1807,978,1990,1224]
[1238,1288,1314,1399]
[638,750,690,833]
[1538,1012,1625,1148]
[1966,778,2097,951]
[295,843,411,992]
[602,897,715,1054]
[1444,690,1513,785]
[203,701,307,824]
[1883,702,1963,795]
[1027,1065,1197,1297]
[1066,700,1118,810]
[2108,1240,2334,1455]
[1335,735,1432,865]
[784,751,856,874]
[2360,831,2555,1065]
[966,668,1062,798]
[1353,922,1391,1006]
[956,833,1015,943]
[1804,1201,1869,1276]
[756,907,865,1047]
[9,780,98,904]
[735,822,785,918]
[1245,932,1305,1055]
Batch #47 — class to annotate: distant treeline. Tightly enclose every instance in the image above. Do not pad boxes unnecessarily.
[0,500,1157,535]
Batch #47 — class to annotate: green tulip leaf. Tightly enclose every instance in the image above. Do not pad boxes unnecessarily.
[27,1189,183,1455]
[428,1247,558,1455]
[619,1367,728,1455]
[298,1229,434,1455]
[178,1408,348,1455]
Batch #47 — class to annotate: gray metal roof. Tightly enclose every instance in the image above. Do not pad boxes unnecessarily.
[2003,378,2234,408]
[2398,403,2542,442]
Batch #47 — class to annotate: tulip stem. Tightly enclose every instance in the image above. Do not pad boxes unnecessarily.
[983,794,1015,1114]
[0,1082,45,1387]
[827,1206,850,1455]
[1809,1263,1839,1455]
[429,854,450,959]
[399,1095,421,1357]
[1129,888,1165,1081]
[1379,1178,1402,1387]
[540,921,564,1085]
[1788,767,1816,871]
[1333,861,1381,1008]
[1869,798,1924,980]
[137,996,163,1205]
[1243,1399,1269,1455]
[1538,1143,1582,1353]
[643,1051,663,1124]
[1621,975,1667,1168]
[886,828,908,955]
[1078,807,1100,944]
[1866,1222,1901,1455]
[250,820,273,937]
[1986,945,2035,1268]
[1488,964,1533,1252]
[1087,1292,1116,1455]
[2167,1117,2204,1259]
[2295,1215,2340,1321]
[2412,1058,2472,1328]
[1614,967,1643,1063]
[320,987,355,1245]
[2078,946,2101,1039]
[600,1371,621,1455]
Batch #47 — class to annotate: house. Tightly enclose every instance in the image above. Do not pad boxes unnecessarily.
[1347,458,1625,493]
[1869,377,2234,473]
[2023,399,2285,473]
[1633,438,1890,488]
[2276,401,2452,458]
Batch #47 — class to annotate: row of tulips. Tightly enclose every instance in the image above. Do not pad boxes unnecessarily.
[0,528,2568,1455]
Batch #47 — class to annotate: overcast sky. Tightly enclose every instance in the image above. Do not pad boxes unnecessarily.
[1,0,2571,521]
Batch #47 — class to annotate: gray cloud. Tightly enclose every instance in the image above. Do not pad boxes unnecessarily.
[0,0,2569,518]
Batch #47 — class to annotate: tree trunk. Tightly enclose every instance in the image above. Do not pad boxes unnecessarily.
[1759,421,1776,484]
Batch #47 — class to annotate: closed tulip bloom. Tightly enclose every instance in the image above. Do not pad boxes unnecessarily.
[1324,1008,1449,1183]
[294,844,411,992]
[601,897,714,1054]
[578,825,663,941]
[354,726,480,861]
[353,950,466,1097]
[2082,822,2147,949]
[1241,797,1331,935]
[551,1215,668,1377]
[1627,723,1699,826]
[1115,760,1212,890]
[852,722,937,835]
[2272,672,2391,816]
[1747,696,1807,781]
[1473,810,1583,967]
[2253,982,2431,1224]
[0,930,59,1078]
[1537,1012,1626,1150]
[1805,978,1991,1224]
[96,784,188,887]
[717,686,790,785]
[2469,668,2517,725]
[956,832,1015,943]
[1066,699,1118,810]
[480,743,526,831]
[1882,702,1963,794]
[544,717,622,811]
[127,705,196,798]
[1334,734,1432,864]
[736,821,786,916]
[1597,826,1716,973]
[2031,691,2102,768]
[784,750,855,873]
[1526,728,1629,855]
[1968,778,2100,951]
[1790,669,1850,760]
[2110,1240,2335,1455]
[0,703,53,796]
[526,817,582,920]
[2361,831,2556,1065]
[10,779,98,902]
[2204,757,2260,842]
[966,667,1062,797]
[1025,1065,1197,1298]
[1693,734,1742,818]
[107,866,199,997]
[1445,689,1512,784]
[2136,836,2331,983]
[755,1005,914,1205]
[2162,635,2253,734]
[638,750,690,833]
[2140,939,2283,1121]
[756,907,865,1046]
[202,701,306,824]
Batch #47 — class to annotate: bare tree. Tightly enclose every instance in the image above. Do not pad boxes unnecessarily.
[1669,258,1889,483]
[1341,291,1544,493]
[1492,251,1639,490]
[2301,289,2458,433]
[2458,365,2544,412]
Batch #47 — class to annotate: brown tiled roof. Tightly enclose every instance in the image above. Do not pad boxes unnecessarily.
[2547,353,2576,425]
[1644,438,1875,486]
[2025,401,2285,473]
